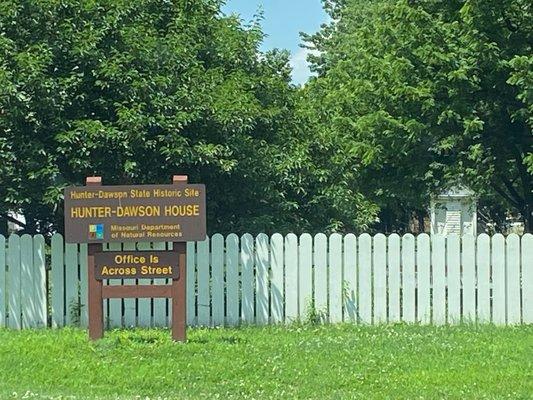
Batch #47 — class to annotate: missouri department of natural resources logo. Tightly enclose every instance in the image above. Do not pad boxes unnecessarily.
[89,224,104,240]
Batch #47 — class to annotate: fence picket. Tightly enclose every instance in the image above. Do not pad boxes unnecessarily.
[225,235,239,326]
[0,235,5,327]
[211,234,225,326]
[329,234,343,323]
[8,235,21,329]
[51,234,64,327]
[462,235,476,322]
[492,234,506,325]
[373,234,387,323]
[211,234,224,326]
[432,235,446,325]
[447,235,461,324]
[186,241,196,327]
[79,244,88,328]
[298,234,312,321]
[270,234,284,324]
[522,234,533,324]
[152,242,167,327]
[388,234,400,323]
[255,234,269,325]
[241,234,254,324]
[285,234,298,321]
[314,233,328,321]
[197,237,211,326]
[20,235,34,328]
[137,242,152,327]
[343,234,357,323]
[33,235,46,328]
[358,233,372,324]
[416,234,431,324]
[121,242,136,327]
[476,234,490,323]
[402,234,416,323]
[506,234,521,324]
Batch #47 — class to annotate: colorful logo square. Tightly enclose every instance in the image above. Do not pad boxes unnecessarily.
[89,224,104,239]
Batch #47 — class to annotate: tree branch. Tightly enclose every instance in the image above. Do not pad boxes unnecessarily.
[0,213,26,228]
[492,184,521,208]
[499,175,525,207]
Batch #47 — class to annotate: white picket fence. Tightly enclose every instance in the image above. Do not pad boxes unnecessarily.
[0,233,532,329]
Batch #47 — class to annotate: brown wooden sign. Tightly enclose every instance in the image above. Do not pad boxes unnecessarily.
[64,184,206,243]
[78,175,194,343]
[95,251,179,280]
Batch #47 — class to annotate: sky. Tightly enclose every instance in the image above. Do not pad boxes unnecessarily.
[221,0,328,85]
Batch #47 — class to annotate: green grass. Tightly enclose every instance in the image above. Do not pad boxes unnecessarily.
[0,324,531,399]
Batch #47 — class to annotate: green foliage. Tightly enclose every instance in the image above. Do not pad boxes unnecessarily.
[0,0,319,235]
[68,294,83,328]
[0,325,531,398]
[303,0,533,231]
[303,298,327,325]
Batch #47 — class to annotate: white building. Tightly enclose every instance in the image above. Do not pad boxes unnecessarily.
[430,187,477,235]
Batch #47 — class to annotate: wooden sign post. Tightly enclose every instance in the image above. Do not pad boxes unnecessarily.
[86,176,103,340]
[65,175,206,342]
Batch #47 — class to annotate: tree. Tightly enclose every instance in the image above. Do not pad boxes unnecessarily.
[0,0,302,235]
[303,0,532,231]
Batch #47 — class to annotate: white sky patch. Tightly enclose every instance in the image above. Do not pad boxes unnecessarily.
[290,47,319,85]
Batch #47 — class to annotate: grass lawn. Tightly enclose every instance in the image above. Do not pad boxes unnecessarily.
[0,324,531,399]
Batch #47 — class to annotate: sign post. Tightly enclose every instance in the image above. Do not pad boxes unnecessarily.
[65,175,205,342]
[86,176,103,340]
[172,175,187,341]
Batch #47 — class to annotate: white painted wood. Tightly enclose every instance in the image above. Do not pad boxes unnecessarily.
[492,234,506,325]
[476,234,491,323]
[122,242,136,327]
[33,235,47,328]
[462,235,476,322]
[285,233,298,322]
[447,235,461,324]
[506,234,521,324]
[186,241,196,326]
[65,243,81,326]
[314,233,328,321]
[416,234,431,324]
[51,234,64,328]
[225,235,239,326]
[0,235,5,327]
[522,234,533,324]
[329,233,343,323]
[20,235,34,328]
[343,234,357,323]
[373,234,387,323]
[152,242,167,328]
[212,234,225,326]
[8,232,532,330]
[270,233,284,324]
[78,243,88,328]
[197,236,211,326]
[241,234,255,324]
[136,242,152,327]
[402,234,416,323]
[388,234,400,323]
[432,234,446,325]
[358,233,372,324]
[255,233,269,325]
[7,235,21,329]
[106,243,122,328]
[298,233,312,321]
